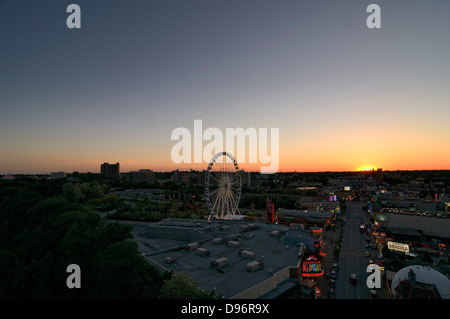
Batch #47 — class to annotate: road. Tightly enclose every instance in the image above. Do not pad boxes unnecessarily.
[335,201,371,299]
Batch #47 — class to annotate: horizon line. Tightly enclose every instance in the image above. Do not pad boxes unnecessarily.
[2,168,450,176]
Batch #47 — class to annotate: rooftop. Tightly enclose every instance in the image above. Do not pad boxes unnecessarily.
[132,218,319,298]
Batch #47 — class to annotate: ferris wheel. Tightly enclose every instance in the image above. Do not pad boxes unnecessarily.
[205,152,241,220]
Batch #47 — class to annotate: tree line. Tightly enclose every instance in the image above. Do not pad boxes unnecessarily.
[0,179,217,299]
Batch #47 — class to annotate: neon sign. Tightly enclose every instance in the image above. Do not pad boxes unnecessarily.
[302,255,324,277]
[328,195,337,202]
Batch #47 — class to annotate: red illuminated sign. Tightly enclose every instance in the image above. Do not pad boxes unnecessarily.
[302,256,324,277]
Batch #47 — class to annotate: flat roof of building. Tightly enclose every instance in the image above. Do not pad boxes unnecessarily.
[277,209,334,217]
[132,218,316,298]
[390,227,422,236]
[386,214,450,239]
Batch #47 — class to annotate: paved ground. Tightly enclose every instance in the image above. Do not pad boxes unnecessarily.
[333,201,391,299]
[275,215,344,299]
[278,201,369,299]
[316,216,343,298]
[335,201,370,298]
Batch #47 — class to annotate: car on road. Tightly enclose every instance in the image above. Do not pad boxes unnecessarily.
[329,288,335,299]
[330,270,337,279]
[332,263,339,272]
[359,223,365,233]
[330,279,336,289]
[350,273,358,285]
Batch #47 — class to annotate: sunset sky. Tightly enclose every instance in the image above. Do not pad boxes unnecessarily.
[1,0,449,174]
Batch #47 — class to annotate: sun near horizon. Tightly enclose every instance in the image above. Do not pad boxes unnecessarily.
[356,166,378,172]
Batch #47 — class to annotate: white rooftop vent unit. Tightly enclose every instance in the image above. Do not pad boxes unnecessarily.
[239,249,255,259]
[185,242,200,251]
[270,230,280,237]
[227,240,240,248]
[196,247,210,256]
[212,237,224,245]
[211,257,229,269]
[246,259,264,272]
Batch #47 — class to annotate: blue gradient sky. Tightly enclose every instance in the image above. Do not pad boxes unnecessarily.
[1,0,449,173]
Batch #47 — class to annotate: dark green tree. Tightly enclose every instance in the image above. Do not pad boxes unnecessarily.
[93,241,163,298]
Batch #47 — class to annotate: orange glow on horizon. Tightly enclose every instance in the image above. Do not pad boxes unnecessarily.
[2,134,450,174]
[355,166,377,172]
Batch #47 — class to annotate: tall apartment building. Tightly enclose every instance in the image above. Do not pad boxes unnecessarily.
[100,162,120,177]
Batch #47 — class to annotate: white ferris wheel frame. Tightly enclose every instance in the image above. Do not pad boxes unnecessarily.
[204,152,241,220]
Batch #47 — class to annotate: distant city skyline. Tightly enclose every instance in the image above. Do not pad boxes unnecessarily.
[1,1,450,174]
[3,163,450,176]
